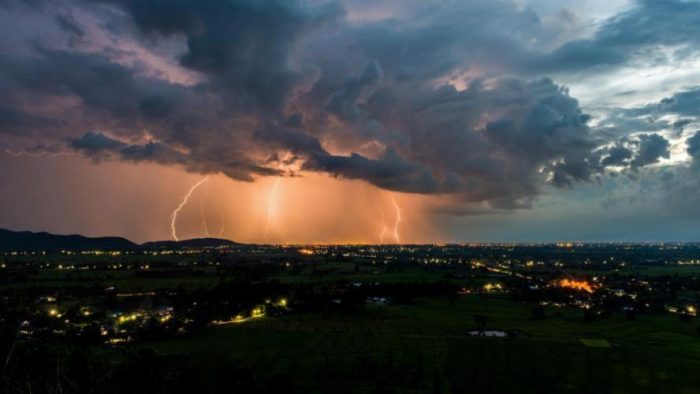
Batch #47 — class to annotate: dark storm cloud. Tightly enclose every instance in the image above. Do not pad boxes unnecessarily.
[0,47,189,129]
[656,89,700,117]
[600,144,633,167]
[0,0,42,10]
[0,38,298,180]
[253,127,325,158]
[299,0,551,94]
[0,0,696,215]
[604,88,700,155]
[71,131,126,154]
[673,119,694,136]
[304,149,444,194]
[631,133,670,168]
[529,0,700,73]
[308,0,700,81]
[70,130,280,181]
[304,77,605,204]
[0,107,52,135]
[687,131,700,161]
[622,87,700,121]
[97,0,344,111]
[86,0,611,205]
[54,13,84,39]
[71,131,187,165]
[597,133,671,173]
[325,61,383,123]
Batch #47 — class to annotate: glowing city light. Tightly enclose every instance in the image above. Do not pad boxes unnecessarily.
[482,283,503,292]
[558,279,595,293]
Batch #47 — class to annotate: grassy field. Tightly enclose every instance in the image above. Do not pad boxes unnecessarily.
[5,258,700,392]
[633,265,700,276]
[0,266,222,290]
[1,262,470,290]
[131,295,700,393]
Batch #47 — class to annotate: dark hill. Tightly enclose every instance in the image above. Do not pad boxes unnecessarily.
[0,228,137,251]
[140,238,242,250]
[0,229,243,252]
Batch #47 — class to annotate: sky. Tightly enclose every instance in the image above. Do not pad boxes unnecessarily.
[1,0,700,243]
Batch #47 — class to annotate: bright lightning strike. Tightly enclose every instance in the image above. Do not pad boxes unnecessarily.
[4,149,75,158]
[171,176,210,241]
[212,179,226,238]
[379,211,389,244]
[264,177,282,243]
[390,194,402,244]
[216,204,226,238]
[200,184,210,238]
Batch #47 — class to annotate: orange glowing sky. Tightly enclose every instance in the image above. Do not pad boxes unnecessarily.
[0,153,442,244]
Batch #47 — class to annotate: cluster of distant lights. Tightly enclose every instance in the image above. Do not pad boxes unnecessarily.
[4,243,697,344]
[11,253,699,343]
[557,279,596,293]
[6,242,700,258]
[212,298,288,326]
[43,305,176,344]
[1,248,232,257]
[468,276,698,317]
[37,297,290,345]
[666,305,697,316]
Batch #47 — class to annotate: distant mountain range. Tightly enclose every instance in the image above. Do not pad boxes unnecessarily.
[0,228,241,251]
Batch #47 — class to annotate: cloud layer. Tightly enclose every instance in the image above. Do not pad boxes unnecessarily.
[1,0,700,219]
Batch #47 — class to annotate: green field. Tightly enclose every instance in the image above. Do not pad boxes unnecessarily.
[120,295,700,394]
[0,261,471,290]
[5,257,700,393]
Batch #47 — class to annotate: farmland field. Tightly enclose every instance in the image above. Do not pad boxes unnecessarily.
[127,296,700,393]
[3,245,700,393]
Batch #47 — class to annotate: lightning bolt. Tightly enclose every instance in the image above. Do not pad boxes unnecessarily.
[4,149,74,158]
[200,184,210,238]
[213,179,226,238]
[264,177,281,243]
[390,194,402,244]
[216,204,226,237]
[379,211,389,244]
[171,176,210,241]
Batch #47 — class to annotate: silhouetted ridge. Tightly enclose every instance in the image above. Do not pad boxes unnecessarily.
[0,229,242,251]
[0,228,137,251]
[140,238,242,250]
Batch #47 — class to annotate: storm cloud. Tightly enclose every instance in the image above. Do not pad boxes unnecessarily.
[1,0,700,216]
[528,0,700,73]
